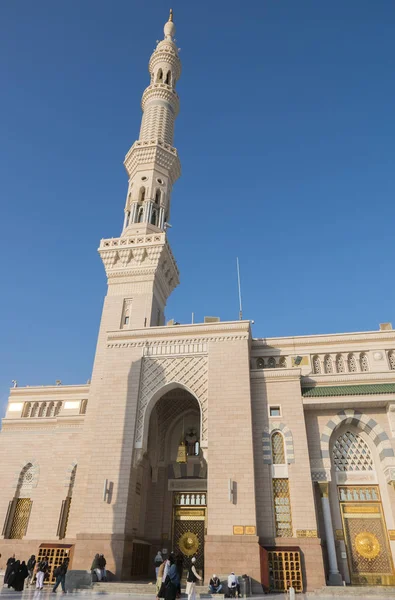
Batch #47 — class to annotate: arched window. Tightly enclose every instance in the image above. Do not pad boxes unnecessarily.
[165,70,171,85]
[30,402,39,418]
[389,351,395,370]
[22,403,31,418]
[6,463,35,539]
[151,209,157,226]
[54,402,62,417]
[324,355,333,374]
[279,357,287,368]
[156,69,163,83]
[271,431,286,465]
[312,355,321,374]
[360,353,369,372]
[332,431,373,472]
[38,402,47,418]
[139,187,146,203]
[268,357,276,369]
[46,402,54,417]
[348,353,357,372]
[58,465,77,539]
[137,206,144,223]
[80,399,88,415]
[256,358,264,369]
[336,354,345,373]
[155,189,161,204]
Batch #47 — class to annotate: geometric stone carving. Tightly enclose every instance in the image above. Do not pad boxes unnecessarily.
[12,461,40,497]
[135,355,208,446]
[320,409,395,464]
[332,431,374,472]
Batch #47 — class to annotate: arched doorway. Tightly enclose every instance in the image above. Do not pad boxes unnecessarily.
[328,423,395,586]
[131,386,207,579]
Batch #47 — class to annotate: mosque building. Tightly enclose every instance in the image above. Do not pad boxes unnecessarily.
[1,10,395,593]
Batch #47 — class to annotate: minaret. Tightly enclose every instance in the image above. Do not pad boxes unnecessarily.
[98,10,180,329]
[122,8,181,236]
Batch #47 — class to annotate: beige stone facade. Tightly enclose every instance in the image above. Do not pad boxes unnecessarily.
[1,11,395,594]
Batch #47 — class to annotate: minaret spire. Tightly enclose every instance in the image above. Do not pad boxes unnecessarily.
[98,13,181,329]
[120,11,181,236]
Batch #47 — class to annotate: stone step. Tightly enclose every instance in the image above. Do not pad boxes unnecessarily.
[92,582,223,597]
[311,586,395,596]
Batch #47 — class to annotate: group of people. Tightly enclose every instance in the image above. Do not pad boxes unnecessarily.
[3,553,69,593]
[90,553,107,582]
[4,555,29,592]
[208,572,240,597]
[154,550,241,600]
[154,551,201,600]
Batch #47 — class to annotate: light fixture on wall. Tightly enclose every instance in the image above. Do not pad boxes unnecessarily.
[176,417,187,463]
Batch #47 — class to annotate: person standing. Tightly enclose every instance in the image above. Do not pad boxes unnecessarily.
[227,572,240,598]
[7,560,20,590]
[27,555,36,586]
[12,561,29,591]
[156,558,166,599]
[164,554,179,600]
[4,554,16,585]
[52,558,69,593]
[186,557,201,600]
[154,550,163,579]
[98,554,107,581]
[36,556,49,590]
[91,554,101,582]
[175,553,183,598]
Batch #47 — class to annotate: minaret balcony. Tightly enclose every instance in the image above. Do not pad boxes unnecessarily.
[124,140,181,183]
[98,233,179,294]
[149,43,181,81]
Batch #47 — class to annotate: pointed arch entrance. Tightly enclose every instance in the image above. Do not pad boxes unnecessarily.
[327,421,395,586]
[130,385,207,579]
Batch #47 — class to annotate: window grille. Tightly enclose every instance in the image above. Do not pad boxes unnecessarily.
[271,432,285,465]
[279,357,287,368]
[332,431,373,472]
[312,355,321,374]
[31,402,39,418]
[388,351,395,370]
[268,357,276,368]
[324,355,333,374]
[360,353,369,372]
[9,498,32,539]
[336,354,345,373]
[273,478,292,537]
[256,358,264,369]
[348,354,357,372]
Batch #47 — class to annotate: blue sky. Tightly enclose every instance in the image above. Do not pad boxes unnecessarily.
[1,1,394,410]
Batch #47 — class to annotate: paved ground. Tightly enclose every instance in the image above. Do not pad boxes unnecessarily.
[1,588,395,600]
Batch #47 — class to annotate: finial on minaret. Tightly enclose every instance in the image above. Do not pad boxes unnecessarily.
[164,8,176,40]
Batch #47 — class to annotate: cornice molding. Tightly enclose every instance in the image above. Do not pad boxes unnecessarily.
[302,372,395,387]
[107,320,251,345]
[1,416,85,431]
[252,329,395,350]
[9,385,90,398]
[251,368,301,382]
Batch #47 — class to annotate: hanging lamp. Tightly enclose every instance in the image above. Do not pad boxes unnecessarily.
[176,417,187,463]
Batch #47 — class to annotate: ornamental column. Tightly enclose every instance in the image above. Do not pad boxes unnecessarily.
[317,482,343,585]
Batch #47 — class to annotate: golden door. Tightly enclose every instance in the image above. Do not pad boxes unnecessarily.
[339,485,395,586]
[173,494,206,577]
